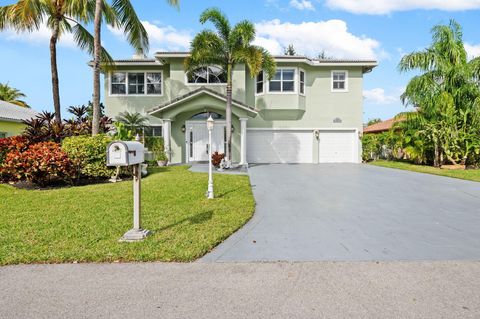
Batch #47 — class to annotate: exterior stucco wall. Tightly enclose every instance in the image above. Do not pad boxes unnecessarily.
[103,58,367,163]
[0,120,26,137]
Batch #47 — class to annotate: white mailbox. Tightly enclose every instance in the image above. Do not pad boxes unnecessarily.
[107,141,144,166]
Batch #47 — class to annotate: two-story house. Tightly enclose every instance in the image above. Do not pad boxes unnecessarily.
[103,52,377,165]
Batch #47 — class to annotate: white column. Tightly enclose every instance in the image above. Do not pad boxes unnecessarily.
[162,119,172,164]
[239,118,248,166]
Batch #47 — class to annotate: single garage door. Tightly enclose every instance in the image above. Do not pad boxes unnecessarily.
[247,130,313,163]
[319,130,357,163]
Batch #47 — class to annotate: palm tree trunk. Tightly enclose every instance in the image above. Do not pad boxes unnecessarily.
[433,139,440,167]
[225,64,233,164]
[50,20,61,123]
[91,0,103,136]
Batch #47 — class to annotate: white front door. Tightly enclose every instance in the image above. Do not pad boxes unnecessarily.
[186,121,226,162]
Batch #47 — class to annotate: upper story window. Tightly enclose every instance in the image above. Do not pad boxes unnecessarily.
[110,71,163,96]
[187,66,226,84]
[256,71,264,94]
[332,71,348,92]
[299,69,305,95]
[268,68,295,93]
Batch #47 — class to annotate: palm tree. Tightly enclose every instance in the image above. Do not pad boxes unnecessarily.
[0,0,113,123]
[0,83,28,107]
[115,111,148,133]
[90,0,180,136]
[398,20,480,167]
[186,8,276,164]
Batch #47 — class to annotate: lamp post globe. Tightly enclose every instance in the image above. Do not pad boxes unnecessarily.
[207,115,214,199]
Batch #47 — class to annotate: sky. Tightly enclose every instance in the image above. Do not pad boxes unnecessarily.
[1,0,480,122]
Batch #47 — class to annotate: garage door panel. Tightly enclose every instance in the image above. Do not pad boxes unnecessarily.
[319,130,356,163]
[247,130,313,163]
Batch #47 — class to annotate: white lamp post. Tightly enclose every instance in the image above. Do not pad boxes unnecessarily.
[206,115,214,199]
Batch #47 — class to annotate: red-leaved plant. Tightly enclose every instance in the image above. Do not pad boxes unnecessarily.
[0,136,29,164]
[1,142,75,186]
[211,152,225,168]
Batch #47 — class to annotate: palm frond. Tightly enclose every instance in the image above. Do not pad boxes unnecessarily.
[229,20,255,48]
[72,22,115,70]
[199,7,230,43]
[111,0,149,53]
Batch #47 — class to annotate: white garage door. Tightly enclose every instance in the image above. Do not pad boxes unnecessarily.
[247,130,313,163]
[319,130,357,163]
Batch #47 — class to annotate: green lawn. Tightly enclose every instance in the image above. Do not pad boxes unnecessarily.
[0,166,255,265]
[369,160,480,182]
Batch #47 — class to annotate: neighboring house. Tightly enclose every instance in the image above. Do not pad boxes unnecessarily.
[103,52,377,164]
[363,116,405,134]
[0,100,38,138]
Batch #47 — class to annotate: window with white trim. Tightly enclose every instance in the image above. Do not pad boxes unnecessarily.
[143,125,162,137]
[269,68,295,93]
[111,72,126,94]
[128,73,145,94]
[256,70,264,94]
[110,71,163,95]
[299,70,305,94]
[332,71,347,91]
[187,66,226,84]
[0,132,6,138]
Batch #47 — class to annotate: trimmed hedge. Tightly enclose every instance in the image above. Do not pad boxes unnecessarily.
[62,134,114,179]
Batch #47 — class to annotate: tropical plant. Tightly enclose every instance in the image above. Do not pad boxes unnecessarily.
[0,141,75,186]
[284,44,296,56]
[0,83,28,107]
[112,122,134,140]
[0,0,113,123]
[90,0,180,135]
[115,111,148,133]
[62,134,113,179]
[366,118,382,126]
[398,19,480,167]
[185,7,276,164]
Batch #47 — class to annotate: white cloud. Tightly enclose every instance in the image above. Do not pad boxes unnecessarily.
[289,0,315,11]
[253,19,381,59]
[108,20,192,54]
[325,0,480,15]
[465,43,480,60]
[0,22,76,48]
[363,88,398,104]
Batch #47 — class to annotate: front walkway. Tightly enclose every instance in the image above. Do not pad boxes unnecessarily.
[202,164,480,262]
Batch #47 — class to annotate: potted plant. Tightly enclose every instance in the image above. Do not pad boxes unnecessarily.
[156,151,168,166]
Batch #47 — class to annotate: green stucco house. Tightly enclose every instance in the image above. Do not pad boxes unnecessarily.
[103,52,377,165]
[0,100,38,138]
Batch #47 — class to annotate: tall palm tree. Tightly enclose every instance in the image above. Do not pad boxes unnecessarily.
[0,0,112,123]
[91,0,179,136]
[0,83,28,107]
[398,20,480,167]
[185,8,276,164]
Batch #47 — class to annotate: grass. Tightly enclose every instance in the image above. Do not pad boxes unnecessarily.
[369,160,480,183]
[0,166,255,265]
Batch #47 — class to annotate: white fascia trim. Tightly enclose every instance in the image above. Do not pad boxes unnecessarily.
[148,89,258,115]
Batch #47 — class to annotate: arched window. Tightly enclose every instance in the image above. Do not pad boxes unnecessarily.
[190,112,225,120]
[187,66,227,84]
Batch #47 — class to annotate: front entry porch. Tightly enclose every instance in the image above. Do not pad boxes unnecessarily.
[185,120,226,163]
[147,87,257,165]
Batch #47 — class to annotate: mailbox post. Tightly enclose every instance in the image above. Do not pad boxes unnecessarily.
[107,141,150,242]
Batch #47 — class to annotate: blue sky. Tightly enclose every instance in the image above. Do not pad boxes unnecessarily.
[1,0,480,122]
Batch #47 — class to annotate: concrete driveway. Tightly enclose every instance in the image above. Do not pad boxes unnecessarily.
[202,164,480,262]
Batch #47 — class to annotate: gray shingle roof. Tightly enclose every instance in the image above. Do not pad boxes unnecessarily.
[0,100,39,122]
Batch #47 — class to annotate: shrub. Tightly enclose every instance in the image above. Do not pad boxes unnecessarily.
[0,142,75,186]
[211,152,225,168]
[62,134,114,179]
[145,137,166,162]
[0,136,29,164]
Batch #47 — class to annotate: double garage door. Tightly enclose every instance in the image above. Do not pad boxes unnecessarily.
[247,129,357,164]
